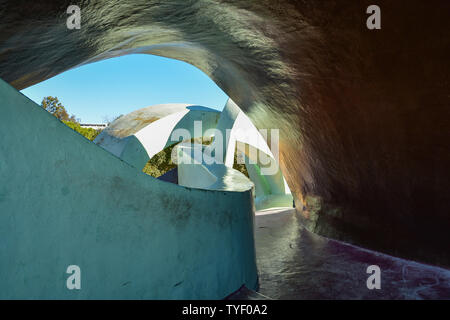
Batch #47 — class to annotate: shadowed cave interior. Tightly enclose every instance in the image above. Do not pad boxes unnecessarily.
[0,0,449,299]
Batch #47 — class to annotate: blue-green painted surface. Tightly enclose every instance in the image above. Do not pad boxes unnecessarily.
[0,78,258,299]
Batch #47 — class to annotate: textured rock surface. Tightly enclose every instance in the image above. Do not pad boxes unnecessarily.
[0,1,449,265]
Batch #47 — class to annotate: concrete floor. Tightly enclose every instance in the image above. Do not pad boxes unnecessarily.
[253,208,450,299]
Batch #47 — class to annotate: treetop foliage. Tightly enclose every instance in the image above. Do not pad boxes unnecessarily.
[40,96,101,141]
[41,96,78,123]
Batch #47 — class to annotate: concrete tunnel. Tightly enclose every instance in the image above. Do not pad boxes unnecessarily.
[0,0,449,298]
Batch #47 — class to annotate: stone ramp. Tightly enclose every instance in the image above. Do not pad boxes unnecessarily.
[253,208,450,300]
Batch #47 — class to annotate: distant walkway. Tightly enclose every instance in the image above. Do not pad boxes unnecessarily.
[254,208,450,299]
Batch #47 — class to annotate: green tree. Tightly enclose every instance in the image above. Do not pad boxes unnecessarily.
[41,96,77,123]
[40,95,102,141]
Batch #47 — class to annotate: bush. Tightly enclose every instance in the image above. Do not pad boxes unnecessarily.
[63,121,102,141]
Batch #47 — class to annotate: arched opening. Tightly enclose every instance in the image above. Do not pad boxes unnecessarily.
[20,54,294,209]
[13,51,299,298]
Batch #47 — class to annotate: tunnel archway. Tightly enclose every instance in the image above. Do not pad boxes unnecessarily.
[1,0,449,267]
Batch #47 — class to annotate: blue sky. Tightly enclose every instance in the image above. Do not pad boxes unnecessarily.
[21,54,228,123]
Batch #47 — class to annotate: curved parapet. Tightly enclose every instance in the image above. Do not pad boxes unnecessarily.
[0,79,257,299]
